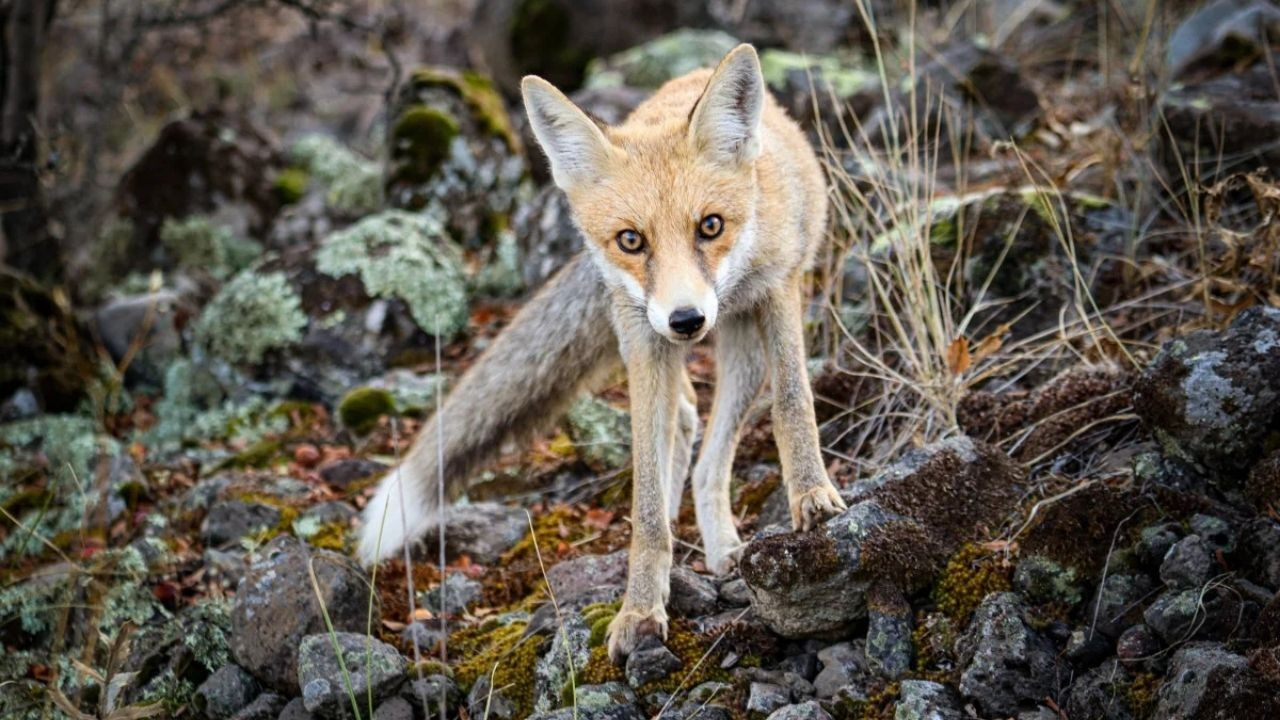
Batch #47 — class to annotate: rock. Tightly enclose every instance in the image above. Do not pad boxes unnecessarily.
[466,672,518,720]
[708,0,858,53]
[1144,589,1202,644]
[1137,523,1184,571]
[1116,623,1162,665]
[1013,555,1082,607]
[765,701,833,720]
[624,635,683,688]
[1246,449,1280,512]
[529,707,645,720]
[320,458,388,489]
[277,698,314,720]
[297,633,407,719]
[1160,536,1215,589]
[401,622,448,653]
[564,395,632,471]
[532,613,591,713]
[545,550,629,601]
[865,583,912,679]
[1133,306,1280,479]
[202,500,283,549]
[745,682,791,716]
[1189,514,1236,554]
[777,652,819,682]
[955,592,1058,717]
[1155,643,1280,719]
[230,536,376,693]
[94,291,186,387]
[193,664,260,720]
[669,566,719,618]
[371,697,415,720]
[1089,573,1155,639]
[583,29,740,90]
[512,185,582,290]
[740,437,1020,637]
[423,572,483,616]
[572,682,636,710]
[423,502,531,564]
[1167,1,1280,79]
[718,577,752,607]
[385,67,524,250]
[1065,659,1134,720]
[1240,518,1280,589]
[894,679,964,720]
[228,692,286,720]
[813,641,871,699]
[400,674,463,717]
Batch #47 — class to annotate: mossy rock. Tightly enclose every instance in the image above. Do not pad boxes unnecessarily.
[389,105,461,185]
[583,28,740,90]
[406,68,519,150]
[274,167,310,204]
[338,386,397,435]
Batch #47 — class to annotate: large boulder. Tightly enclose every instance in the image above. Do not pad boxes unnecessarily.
[1134,306,1280,481]
[739,437,1021,637]
[230,536,378,694]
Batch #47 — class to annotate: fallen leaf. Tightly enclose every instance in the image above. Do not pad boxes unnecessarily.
[946,337,972,374]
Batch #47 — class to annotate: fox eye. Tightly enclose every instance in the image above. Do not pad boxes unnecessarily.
[616,229,645,254]
[697,214,724,240]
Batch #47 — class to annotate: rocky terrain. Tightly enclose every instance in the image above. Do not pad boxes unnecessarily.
[3,1,1280,719]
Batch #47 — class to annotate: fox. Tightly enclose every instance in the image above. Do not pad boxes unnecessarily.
[357,44,847,661]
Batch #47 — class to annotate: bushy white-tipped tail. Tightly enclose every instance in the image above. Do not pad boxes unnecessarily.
[357,468,435,565]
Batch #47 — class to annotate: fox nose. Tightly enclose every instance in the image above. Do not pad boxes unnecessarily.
[668,307,705,336]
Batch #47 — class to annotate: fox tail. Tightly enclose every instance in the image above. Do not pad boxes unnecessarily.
[356,254,619,565]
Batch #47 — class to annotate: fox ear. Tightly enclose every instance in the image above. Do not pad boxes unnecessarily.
[522,76,614,189]
[688,44,764,166]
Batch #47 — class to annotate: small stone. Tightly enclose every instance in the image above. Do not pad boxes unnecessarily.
[669,566,719,617]
[865,587,913,679]
[202,500,282,548]
[1160,536,1214,589]
[777,652,819,681]
[1188,514,1235,554]
[745,682,791,716]
[228,692,286,720]
[422,502,532,564]
[1064,629,1113,667]
[319,458,388,489]
[718,577,752,607]
[277,697,314,720]
[813,641,870,698]
[1088,573,1155,638]
[1115,624,1162,663]
[294,444,321,467]
[1013,555,1081,607]
[400,622,448,652]
[371,697,414,720]
[298,633,406,719]
[193,664,260,720]
[423,571,483,616]
[1137,523,1183,571]
[1144,589,1202,644]
[624,635,683,688]
[572,682,636,710]
[765,701,833,720]
[1155,642,1280,719]
[545,550,629,600]
[955,592,1058,717]
[533,613,591,713]
[400,674,463,717]
[466,673,518,720]
[894,679,964,720]
[1065,659,1132,720]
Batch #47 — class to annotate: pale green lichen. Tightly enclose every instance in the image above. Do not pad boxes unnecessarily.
[584,29,740,89]
[289,134,382,216]
[142,359,288,452]
[759,49,877,98]
[192,270,307,365]
[564,395,631,471]
[316,210,469,338]
[473,226,525,298]
[158,215,261,279]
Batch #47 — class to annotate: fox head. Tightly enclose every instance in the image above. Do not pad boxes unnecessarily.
[521,44,765,343]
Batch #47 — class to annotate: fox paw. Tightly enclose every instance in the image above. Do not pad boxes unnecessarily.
[789,483,847,531]
[704,535,744,575]
[606,606,668,664]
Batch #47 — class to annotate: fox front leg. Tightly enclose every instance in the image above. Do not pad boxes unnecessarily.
[606,320,683,662]
[757,279,847,531]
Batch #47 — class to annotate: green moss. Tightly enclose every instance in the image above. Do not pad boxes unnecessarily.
[159,215,262,280]
[451,620,543,715]
[338,386,397,435]
[1127,672,1160,718]
[315,210,469,338]
[233,437,283,467]
[390,106,460,184]
[275,167,310,204]
[141,359,288,452]
[193,270,306,364]
[932,543,1012,624]
[578,619,728,697]
[408,68,519,149]
[582,601,622,648]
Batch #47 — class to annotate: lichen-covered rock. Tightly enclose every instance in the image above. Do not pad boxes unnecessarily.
[466,672,519,720]
[564,394,632,471]
[583,29,740,90]
[201,500,283,549]
[1064,658,1136,720]
[193,664,260,720]
[1013,555,1082,607]
[1154,643,1280,719]
[1160,535,1215,590]
[894,679,964,720]
[758,49,879,143]
[765,701,832,720]
[1143,589,1202,645]
[532,613,591,713]
[955,592,1058,717]
[229,691,287,720]
[1133,306,1280,480]
[745,681,791,716]
[740,437,1020,637]
[385,68,524,249]
[865,582,913,680]
[289,134,382,218]
[812,641,871,699]
[230,536,377,693]
[624,634,683,688]
[193,270,307,365]
[315,210,469,339]
[297,633,407,719]
[424,571,483,617]
[1089,573,1156,639]
[669,566,719,618]
[420,501,531,564]
[1239,518,1280,590]
[572,682,636,710]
